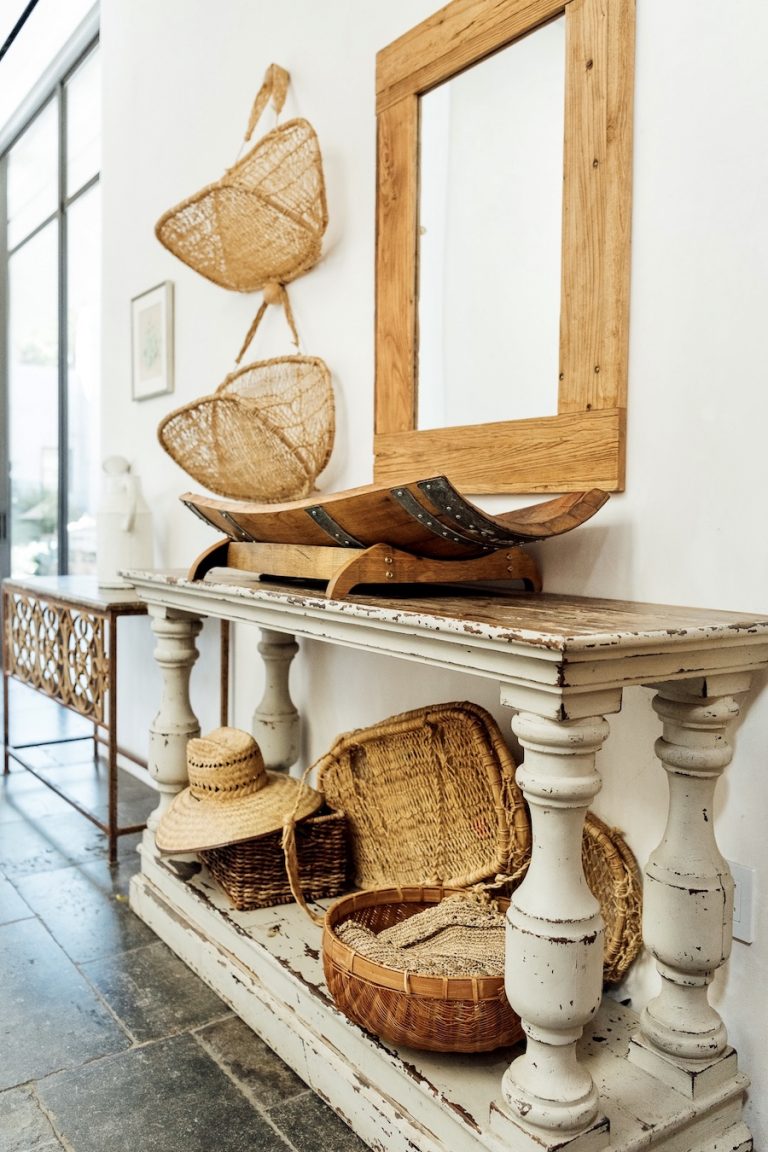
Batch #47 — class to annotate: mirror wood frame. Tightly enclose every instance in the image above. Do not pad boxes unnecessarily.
[373,0,635,494]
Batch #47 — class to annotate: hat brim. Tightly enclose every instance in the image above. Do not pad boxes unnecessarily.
[155,771,323,854]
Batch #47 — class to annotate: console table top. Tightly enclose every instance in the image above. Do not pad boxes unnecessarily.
[125,569,768,654]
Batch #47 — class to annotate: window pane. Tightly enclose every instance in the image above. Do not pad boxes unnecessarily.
[0,0,94,131]
[66,46,100,197]
[67,184,101,574]
[7,100,58,249]
[8,223,60,577]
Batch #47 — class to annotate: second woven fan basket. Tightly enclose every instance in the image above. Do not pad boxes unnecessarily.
[157,355,334,502]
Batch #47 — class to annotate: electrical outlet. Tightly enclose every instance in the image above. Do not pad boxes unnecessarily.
[728,860,755,945]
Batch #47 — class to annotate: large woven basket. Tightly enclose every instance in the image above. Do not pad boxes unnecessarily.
[315,702,531,891]
[155,65,327,293]
[157,355,334,502]
[323,886,523,1053]
[201,805,347,911]
[321,815,642,1052]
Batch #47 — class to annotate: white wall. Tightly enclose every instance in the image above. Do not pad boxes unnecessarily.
[100,0,768,1140]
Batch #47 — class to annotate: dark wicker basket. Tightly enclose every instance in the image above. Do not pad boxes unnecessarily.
[201,805,347,911]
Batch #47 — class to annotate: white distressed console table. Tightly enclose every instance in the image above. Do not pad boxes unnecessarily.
[125,570,768,1152]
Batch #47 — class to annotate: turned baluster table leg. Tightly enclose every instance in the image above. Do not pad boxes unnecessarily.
[629,674,751,1096]
[146,606,202,829]
[252,628,300,772]
[492,708,613,1147]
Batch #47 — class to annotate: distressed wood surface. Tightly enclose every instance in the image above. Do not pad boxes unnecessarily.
[124,575,767,1149]
[131,838,753,1152]
[501,712,608,1133]
[127,573,768,651]
[145,605,201,829]
[251,629,300,772]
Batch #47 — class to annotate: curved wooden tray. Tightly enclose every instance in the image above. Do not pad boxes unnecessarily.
[182,474,608,560]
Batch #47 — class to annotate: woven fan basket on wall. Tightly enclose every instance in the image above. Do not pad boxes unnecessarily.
[157,355,334,502]
[155,64,327,293]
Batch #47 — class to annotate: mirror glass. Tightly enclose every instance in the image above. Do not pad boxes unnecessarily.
[417,16,566,430]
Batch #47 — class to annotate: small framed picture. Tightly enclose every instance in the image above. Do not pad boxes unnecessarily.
[131,281,174,400]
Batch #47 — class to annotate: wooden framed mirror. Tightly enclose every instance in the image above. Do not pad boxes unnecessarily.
[374,0,635,494]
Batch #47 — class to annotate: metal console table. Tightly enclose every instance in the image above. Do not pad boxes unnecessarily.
[2,575,152,862]
[125,570,768,1152]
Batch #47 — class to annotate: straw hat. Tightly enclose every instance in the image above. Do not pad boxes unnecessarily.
[155,727,322,854]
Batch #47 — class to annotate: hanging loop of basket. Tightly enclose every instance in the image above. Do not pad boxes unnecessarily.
[155,62,328,294]
[236,280,299,365]
[157,355,335,502]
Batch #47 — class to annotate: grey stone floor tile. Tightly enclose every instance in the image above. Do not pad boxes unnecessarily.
[0,877,33,926]
[13,858,156,964]
[195,1016,307,1109]
[0,918,130,1090]
[80,939,231,1043]
[37,1033,290,1152]
[0,808,142,877]
[0,770,74,827]
[0,1085,60,1151]
[269,1090,370,1151]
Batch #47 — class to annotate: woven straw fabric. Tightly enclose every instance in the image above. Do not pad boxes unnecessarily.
[315,702,531,891]
[157,356,334,502]
[582,812,643,984]
[336,894,506,977]
[155,118,327,293]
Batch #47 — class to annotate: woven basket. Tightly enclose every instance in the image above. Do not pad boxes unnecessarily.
[200,804,347,911]
[315,702,531,891]
[155,65,327,294]
[581,812,642,985]
[323,886,523,1053]
[157,355,334,502]
[321,815,642,1052]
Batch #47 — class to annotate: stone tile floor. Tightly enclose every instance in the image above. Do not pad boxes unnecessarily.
[0,682,368,1152]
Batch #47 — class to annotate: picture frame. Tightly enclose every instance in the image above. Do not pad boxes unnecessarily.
[131,281,174,401]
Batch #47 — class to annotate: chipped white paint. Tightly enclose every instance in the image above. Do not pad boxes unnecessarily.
[130,837,755,1152]
[499,712,609,1138]
[124,572,768,1150]
[146,605,202,828]
[251,628,300,771]
[629,676,751,1098]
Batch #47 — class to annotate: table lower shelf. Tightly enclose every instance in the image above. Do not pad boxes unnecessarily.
[129,833,751,1152]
